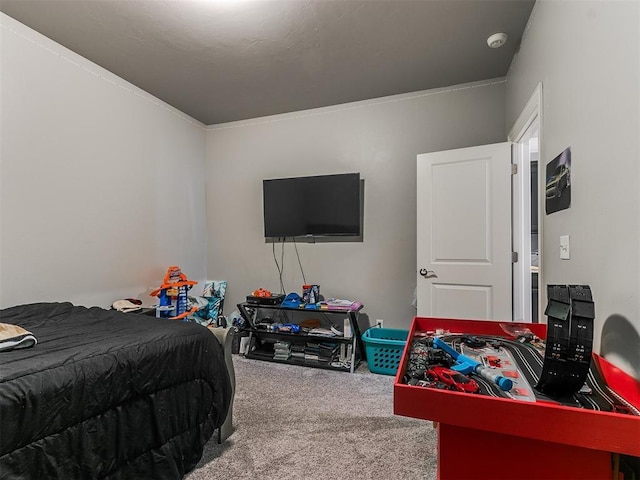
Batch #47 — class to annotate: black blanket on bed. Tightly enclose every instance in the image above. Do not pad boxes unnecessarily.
[0,302,232,480]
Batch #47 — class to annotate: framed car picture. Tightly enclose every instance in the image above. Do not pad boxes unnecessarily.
[545,147,571,214]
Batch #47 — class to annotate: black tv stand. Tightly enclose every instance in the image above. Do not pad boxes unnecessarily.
[237,302,363,373]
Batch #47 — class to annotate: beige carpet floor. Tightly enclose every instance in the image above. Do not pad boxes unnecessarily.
[185,355,438,480]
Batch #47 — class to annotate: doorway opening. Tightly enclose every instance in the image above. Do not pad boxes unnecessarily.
[509,84,542,323]
[527,129,540,321]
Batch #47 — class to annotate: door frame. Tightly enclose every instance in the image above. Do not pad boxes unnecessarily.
[508,83,543,322]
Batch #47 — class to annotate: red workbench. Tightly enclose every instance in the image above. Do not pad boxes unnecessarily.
[393,317,640,480]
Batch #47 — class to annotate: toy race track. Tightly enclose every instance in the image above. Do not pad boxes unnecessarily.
[404,333,639,415]
[395,317,640,480]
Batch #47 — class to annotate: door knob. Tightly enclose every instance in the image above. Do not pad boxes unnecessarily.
[419,268,436,277]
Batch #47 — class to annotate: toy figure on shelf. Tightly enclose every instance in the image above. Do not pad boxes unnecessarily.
[150,266,198,320]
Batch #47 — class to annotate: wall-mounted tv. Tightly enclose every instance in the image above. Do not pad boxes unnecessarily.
[263,173,361,238]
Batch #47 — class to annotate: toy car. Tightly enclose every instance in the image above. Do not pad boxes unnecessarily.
[427,348,451,367]
[407,378,450,390]
[461,335,486,348]
[425,366,480,394]
[485,355,501,367]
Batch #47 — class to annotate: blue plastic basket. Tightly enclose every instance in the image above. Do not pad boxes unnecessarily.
[362,327,409,376]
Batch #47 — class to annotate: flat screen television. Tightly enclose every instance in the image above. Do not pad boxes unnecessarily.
[263,173,361,238]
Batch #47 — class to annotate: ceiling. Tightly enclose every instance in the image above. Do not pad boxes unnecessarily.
[0,0,535,125]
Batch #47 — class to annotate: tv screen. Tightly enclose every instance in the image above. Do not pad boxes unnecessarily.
[263,173,361,238]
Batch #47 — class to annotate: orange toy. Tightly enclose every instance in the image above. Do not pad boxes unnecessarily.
[150,266,198,320]
[252,288,272,298]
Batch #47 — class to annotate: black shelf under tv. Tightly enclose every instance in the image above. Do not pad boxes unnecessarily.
[238,302,363,373]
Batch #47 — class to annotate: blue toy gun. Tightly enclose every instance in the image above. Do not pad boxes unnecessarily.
[433,337,513,391]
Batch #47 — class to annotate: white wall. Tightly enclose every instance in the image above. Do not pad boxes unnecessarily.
[0,14,208,308]
[206,80,506,329]
[506,1,640,378]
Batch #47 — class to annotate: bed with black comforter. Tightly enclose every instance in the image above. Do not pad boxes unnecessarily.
[0,302,232,479]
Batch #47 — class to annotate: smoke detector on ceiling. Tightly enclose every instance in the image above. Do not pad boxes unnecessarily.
[487,33,508,48]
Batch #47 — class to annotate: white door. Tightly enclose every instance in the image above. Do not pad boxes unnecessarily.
[417,142,512,321]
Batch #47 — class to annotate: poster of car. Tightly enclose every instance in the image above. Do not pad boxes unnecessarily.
[545,147,571,214]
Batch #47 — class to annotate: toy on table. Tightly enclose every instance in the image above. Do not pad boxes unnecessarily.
[150,266,198,320]
[302,284,320,304]
[433,337,513,391]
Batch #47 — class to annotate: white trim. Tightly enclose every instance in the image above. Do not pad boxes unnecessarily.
[509,83,543,323]
[509,84,542,142]
[207,77,507,131]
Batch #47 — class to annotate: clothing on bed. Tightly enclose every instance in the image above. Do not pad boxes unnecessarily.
[0,302,232,480]
[0,323,37,352]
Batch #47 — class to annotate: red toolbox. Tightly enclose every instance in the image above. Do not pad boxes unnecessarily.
[393,316,640,480]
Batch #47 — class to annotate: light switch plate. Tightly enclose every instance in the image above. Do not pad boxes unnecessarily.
[560,235,570,259]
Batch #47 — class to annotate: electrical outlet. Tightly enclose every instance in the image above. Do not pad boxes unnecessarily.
[375,319,384,328]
